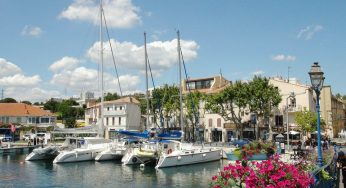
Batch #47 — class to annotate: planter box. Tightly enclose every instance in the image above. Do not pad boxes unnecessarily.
[226,153,240,161]
[226,153,268,161]
[249,153,267,160]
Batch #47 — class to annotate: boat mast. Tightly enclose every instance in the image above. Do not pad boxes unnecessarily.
[177,30,184,142]
[144,32,149,130]
[99,0,104,137]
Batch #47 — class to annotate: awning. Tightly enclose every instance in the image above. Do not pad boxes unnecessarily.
[284,130,300,135]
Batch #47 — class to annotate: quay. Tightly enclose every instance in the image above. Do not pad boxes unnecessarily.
[0,142,40,154]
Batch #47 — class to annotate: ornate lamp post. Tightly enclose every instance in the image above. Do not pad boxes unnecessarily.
[308,62,325,167]
[286,92,295,152]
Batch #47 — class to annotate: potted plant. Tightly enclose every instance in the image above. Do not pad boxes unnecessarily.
[226,141,276,161]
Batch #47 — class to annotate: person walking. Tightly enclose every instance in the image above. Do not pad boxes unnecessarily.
[337,151,346,185]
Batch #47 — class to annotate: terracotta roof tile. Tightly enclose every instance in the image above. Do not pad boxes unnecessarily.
[0,103,54,116]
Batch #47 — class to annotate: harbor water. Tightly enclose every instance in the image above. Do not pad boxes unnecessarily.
[0,151,226,188]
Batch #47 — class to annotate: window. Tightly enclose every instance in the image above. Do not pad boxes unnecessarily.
[118,117,121,125]
[275,115,283,126]
[186,82,196,90]
[106,117,109,125]
[208,119,212,127]
[40,117,49,124]
[119,106,123,110]
[217,118,221,127]
[16,117,21,123]
[107,107,110,111]
[112,117,115,125]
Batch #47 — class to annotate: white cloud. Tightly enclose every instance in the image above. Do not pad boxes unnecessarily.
[297,25,323,40]
[59,0,141,29]
[0,74,41,87]
[50,67,98,90]
[272,54,296,62]
[5,87,61,102]
[50,66,141,94]
[21,25,43,37]
[0,58,22,77]
[86,38,199,74]
[49,56,80,73]
[252,70,264,75]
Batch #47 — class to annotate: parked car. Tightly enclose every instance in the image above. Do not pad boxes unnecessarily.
[23,133,36,141]
[1,135,13,142]
[231,138,252,148]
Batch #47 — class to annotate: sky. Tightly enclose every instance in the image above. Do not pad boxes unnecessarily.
[0,0,345,102]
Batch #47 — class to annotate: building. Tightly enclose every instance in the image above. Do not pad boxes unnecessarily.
[320,85,345,138]
[76,91,95,107]
[0,103,56,128]
[85,96,141,139]
[182,75,232,142]
[269,77,315,139]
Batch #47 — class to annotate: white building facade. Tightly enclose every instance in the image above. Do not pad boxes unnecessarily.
[85,97,142,139]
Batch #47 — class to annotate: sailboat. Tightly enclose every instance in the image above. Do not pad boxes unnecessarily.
[53,0,111,163]
[155,31,222,168]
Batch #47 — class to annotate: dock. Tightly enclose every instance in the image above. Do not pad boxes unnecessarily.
[0,143,40,154]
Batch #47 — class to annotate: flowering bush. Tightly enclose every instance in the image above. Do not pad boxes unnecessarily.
[210,155,314,188]
[233,141,276,160]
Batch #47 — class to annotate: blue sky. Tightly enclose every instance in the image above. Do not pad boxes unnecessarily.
[0,0,345,102]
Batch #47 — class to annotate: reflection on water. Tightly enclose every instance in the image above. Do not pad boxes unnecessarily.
[0,153,227,188]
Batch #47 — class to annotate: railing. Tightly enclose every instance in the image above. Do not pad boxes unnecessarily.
[310,145,340,188]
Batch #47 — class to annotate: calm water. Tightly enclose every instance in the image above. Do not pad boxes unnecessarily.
[0,151,226,188]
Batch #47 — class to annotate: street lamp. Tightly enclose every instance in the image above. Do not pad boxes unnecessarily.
[286,92,295,152]
[309,62,325,167]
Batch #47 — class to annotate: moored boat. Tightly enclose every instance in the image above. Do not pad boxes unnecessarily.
[53,137,111,163]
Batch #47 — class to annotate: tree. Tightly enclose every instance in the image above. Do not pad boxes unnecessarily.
[22,101,32,105]
[151,85,180,129]
[44,99,59,113]
[205,81,249,139]
[205,76,282,140]
[0,98,17,103]
[184,91,204,140]
[295,108,326,139]
[104,92,120,101]
[247,76,281,140]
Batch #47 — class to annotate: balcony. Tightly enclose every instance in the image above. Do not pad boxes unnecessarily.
[103,110,126,116]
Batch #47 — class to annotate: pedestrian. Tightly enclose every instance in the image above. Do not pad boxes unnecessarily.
[28,139,32,146]
[337,151,346,185]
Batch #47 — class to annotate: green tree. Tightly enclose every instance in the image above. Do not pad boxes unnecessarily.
[44,99,59,113]
[184,91,204,140]
[295,109,316,138]
[294,108,328,139]
[22,100,32,105]
[205,76,281,140]
[205,81,249,139]
[0,98,17,103]
[151,85,180,129]
[104,92,120,101]
[247,76,281,140]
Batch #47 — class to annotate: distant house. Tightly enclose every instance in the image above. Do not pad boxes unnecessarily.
[0,103,56,128]
[85,96,142,139]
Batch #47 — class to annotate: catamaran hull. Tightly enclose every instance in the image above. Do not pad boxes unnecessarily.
[155,149,222,168]
[121,149,156,165]
[25,146,59,161]
[53,148,104,163]
[95,149,124,161]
